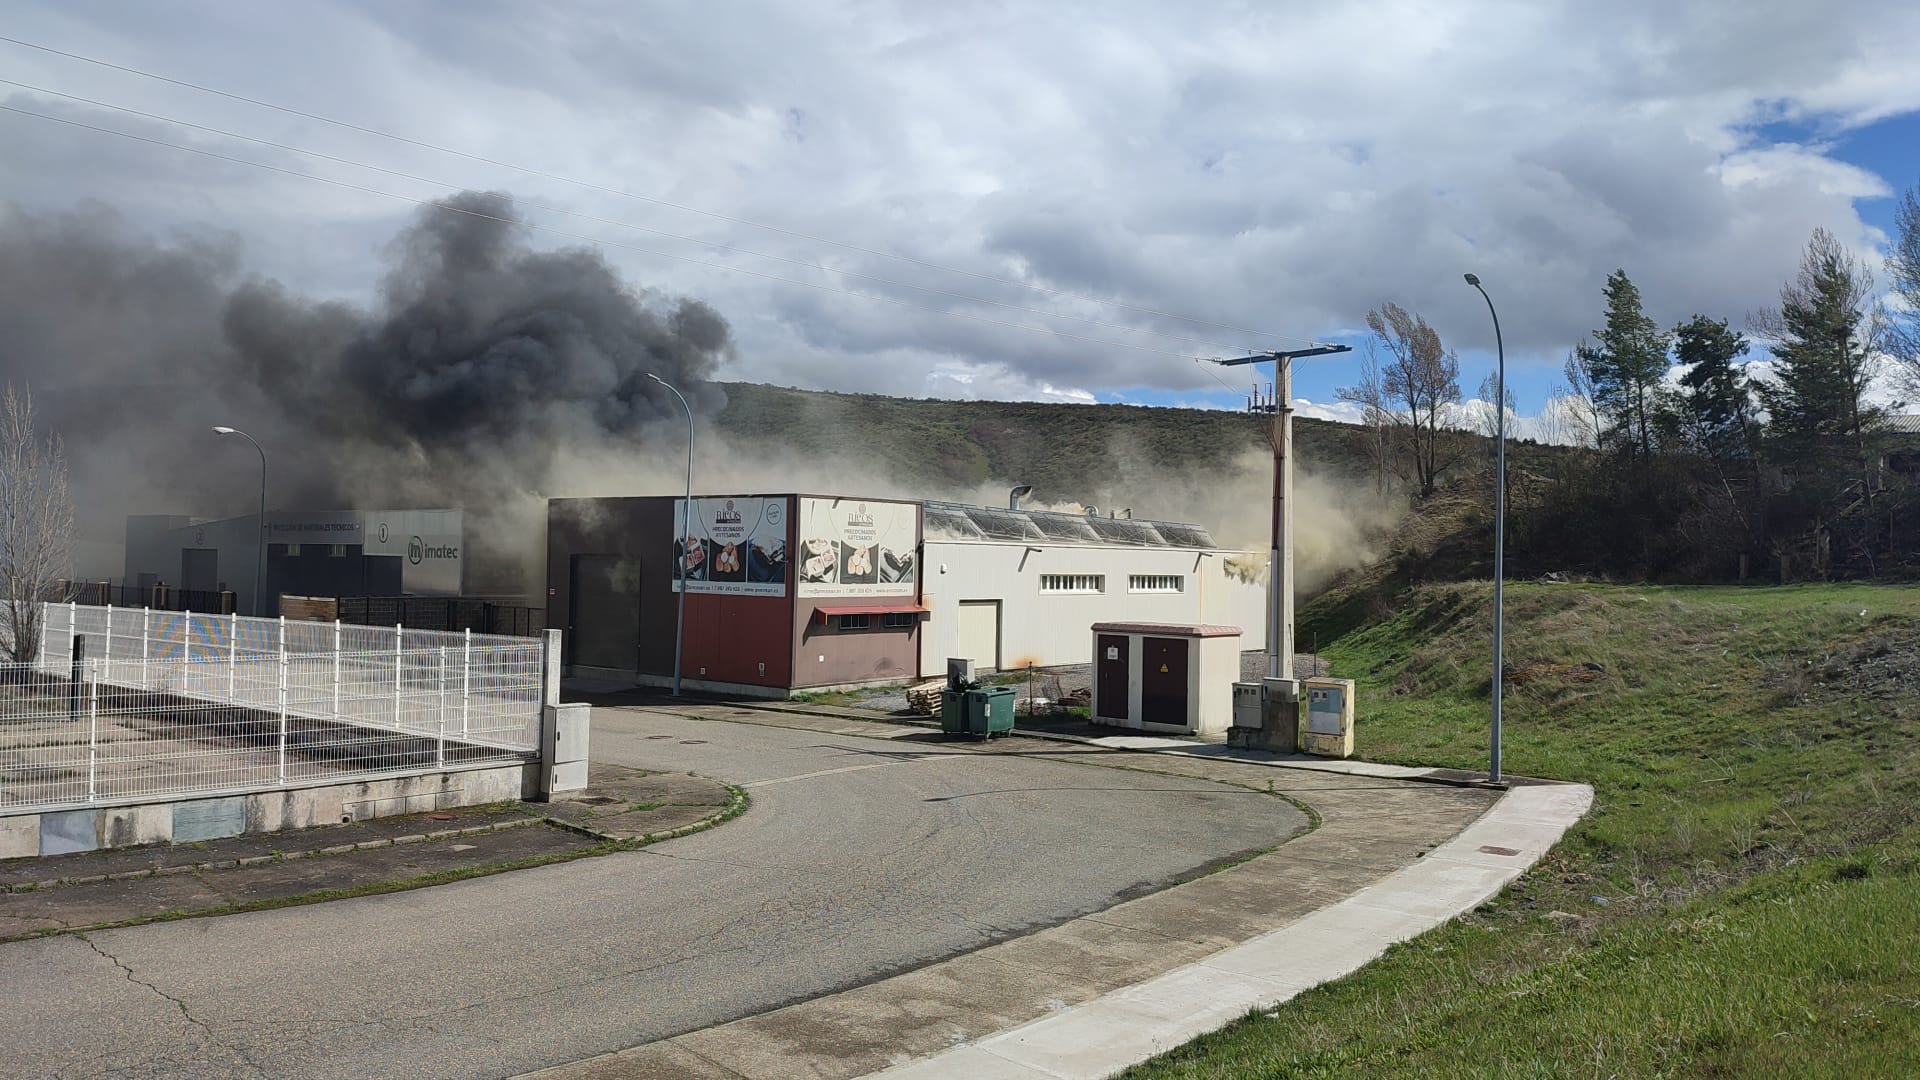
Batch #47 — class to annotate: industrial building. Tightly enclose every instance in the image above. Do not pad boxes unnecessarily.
[546,492,1264,696]
[123,509,464,616]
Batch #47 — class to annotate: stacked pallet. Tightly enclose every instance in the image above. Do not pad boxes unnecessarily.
[904,680,947,715]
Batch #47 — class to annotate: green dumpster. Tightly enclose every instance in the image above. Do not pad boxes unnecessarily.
[940,689,967,734]
[964,686,1016,738]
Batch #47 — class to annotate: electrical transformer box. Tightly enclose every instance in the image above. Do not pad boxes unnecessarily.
[1298,677,1355,758]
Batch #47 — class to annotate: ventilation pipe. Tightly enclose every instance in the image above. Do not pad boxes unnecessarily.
[1008,483,1033,510]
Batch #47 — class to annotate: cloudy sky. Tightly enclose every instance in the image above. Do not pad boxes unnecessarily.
[4,0,1919,426]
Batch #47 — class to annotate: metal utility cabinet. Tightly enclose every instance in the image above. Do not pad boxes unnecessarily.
[1299,677,1356,758]
[1089,622,1243,735]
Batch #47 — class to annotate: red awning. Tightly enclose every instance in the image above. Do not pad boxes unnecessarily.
[816,603,929,616]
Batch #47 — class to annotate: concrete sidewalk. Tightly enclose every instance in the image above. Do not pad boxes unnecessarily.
[871,782,1592,1079]
[521,705,1584,1080]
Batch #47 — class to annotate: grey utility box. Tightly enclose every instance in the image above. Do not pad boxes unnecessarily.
[1226,676,1301,753]
[540,702,592,797]
[1298,678,1356,758]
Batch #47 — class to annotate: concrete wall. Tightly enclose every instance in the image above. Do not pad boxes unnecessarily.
[0,763,530,859]
[920,541,1267,673]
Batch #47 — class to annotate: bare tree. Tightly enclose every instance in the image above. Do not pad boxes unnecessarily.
[1560,349,1604,449]
[1336,302,1461,497]
[1,385,74,662]
[1471,371,1517,441]
[1336,346,1400,494]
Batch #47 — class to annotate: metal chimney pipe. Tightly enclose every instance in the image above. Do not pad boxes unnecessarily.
[1008,483,1033,510]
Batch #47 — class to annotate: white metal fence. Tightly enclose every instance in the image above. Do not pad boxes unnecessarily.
[1,603,546,814]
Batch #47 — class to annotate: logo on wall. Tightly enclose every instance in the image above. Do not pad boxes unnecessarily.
[716,499,743,524]
[378,523,390,543]
[407,536,459,564]
[193,528,205,545]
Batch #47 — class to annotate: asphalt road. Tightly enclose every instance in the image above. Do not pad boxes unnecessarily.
[0,708,1306,1079]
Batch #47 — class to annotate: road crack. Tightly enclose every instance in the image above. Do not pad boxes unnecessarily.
[76,932,266,1077]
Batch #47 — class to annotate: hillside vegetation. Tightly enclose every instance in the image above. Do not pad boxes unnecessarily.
[710,381,1378,500]
[1126,580,1920,1078]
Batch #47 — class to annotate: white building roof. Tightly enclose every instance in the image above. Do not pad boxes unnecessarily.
[922,500,1217,549]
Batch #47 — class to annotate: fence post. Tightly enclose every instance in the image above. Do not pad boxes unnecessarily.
[229,609,239,703]
[437,646,448,768]
[277,627,289,786]
[332,619,342,718]
[87,655,99,803]
[103,603,113,686]
[140,606,151,691]
[462,628,472,737]
[184,608,194,695]
[393,623,404,729]
[69,632,85,721]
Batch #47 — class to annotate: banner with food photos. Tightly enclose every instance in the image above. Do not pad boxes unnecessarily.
[796,498,918,597]
[671,497,789,595]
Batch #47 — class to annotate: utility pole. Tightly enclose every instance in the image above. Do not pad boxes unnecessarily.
[1216,345,1353,684]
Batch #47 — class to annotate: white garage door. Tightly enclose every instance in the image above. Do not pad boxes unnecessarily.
[957,600,1001,673]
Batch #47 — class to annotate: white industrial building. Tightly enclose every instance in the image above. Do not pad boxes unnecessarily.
[917,500,1266,673]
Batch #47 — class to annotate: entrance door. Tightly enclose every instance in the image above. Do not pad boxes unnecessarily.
[570,555,641,671]
[1141,636,1189,727]
[1096,634,1129,721]
[181,548,218,593]
[957,600,1000,673]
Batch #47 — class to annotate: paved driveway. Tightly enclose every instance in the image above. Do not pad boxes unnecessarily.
[0,708,1306,1079]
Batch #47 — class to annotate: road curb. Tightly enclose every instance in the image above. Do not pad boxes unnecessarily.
[538,782,751,846]
[0,815,543,894]
[865,781,1595,1080]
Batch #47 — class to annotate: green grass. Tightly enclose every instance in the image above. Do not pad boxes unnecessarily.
[1123,581,1920,1079]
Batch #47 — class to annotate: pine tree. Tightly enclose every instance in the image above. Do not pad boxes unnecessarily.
[1750,229,1881,463]
[1575,271,1672,460]
[1673,315,1753,465]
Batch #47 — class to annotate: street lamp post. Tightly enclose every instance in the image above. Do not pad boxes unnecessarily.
[1463,273,1506,785]
[648,374,693,697]
[212,426,267,617]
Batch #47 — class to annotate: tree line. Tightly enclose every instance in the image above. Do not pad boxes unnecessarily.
[1342,179,1920,582]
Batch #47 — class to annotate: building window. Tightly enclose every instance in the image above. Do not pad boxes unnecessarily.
[328,544,350,557]
[1129,574,1184,593]
[1040,574,1105,594]
[837,613,872,630]
[881,612,917,629]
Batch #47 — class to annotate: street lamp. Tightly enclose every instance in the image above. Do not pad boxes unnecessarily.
[1463,273,1507,785]
[648,374,693,697]
[212,426,267,616]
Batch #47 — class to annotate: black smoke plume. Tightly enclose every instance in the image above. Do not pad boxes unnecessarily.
[0,191,730,594]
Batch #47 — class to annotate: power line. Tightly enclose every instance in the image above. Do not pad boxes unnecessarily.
[0,77,1266,356]
[0,102,1205,361]
[0,33,1320,347]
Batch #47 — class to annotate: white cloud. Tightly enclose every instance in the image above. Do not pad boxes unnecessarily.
[2,0,1918,410]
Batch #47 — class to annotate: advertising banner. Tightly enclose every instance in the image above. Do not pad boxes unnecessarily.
[672,497,789,596]
[796,498,918,597]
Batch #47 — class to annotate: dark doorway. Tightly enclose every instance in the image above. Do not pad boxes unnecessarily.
[1141,636,1188,727]
[180,548,218,593]
[570,554,641,671]
[1096,634,1129,720]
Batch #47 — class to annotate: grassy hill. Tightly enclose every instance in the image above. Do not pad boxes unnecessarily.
[1125,580,1920,1078]
[710,381,1378,502]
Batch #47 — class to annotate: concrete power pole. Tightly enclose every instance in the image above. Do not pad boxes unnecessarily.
[1217,345,1352,685]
